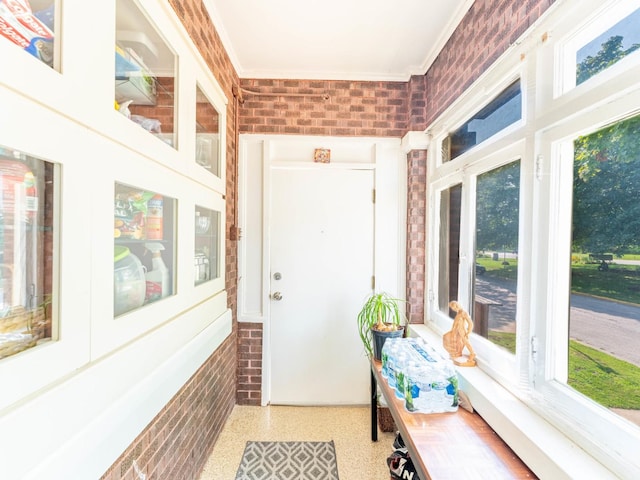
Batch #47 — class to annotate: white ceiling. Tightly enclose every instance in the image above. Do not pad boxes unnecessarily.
[203,0,474,81]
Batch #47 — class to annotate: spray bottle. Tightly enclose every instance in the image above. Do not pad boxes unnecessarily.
[144,243,170,301]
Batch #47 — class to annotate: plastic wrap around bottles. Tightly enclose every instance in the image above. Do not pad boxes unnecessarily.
[381,337,459,414]
[114,245,146,316]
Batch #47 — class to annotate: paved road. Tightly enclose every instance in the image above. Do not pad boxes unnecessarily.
[476,277,640,366]
[570,294,640,366]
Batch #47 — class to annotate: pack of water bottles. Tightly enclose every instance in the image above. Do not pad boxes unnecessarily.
[381,337,458,414]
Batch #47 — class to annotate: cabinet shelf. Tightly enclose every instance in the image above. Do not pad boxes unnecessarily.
[115,47,157,106]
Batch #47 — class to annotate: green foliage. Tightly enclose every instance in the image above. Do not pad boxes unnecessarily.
[572,34,640,255]
[356,292,405,358]
[577,36,640,85]
[573,113,640,255]
[476,162,520,252]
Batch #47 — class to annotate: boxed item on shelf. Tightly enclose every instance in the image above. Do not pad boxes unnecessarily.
[0,0,54,66]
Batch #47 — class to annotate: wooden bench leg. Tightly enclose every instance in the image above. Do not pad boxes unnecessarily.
[371,369,378,442]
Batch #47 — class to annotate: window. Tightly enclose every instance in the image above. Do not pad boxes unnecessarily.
[0,145,55,360]
[444,80,522,161]
[576,7,640,85]
[474,161,520,354]
[425,0,640,475]
[438,184,461,316]
[568,114,640,413]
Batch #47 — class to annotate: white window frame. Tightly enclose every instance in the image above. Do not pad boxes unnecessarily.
[424,0,640,477]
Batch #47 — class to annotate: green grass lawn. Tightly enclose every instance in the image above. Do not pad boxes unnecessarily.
[489,331,640,409]
[479,254,640,410]
[569,342,640,409]
[478,255,640,304]
[571,263,640,304]
[476,257,518,281]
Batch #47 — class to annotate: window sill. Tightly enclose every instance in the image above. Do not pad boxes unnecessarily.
[410,325,617,479]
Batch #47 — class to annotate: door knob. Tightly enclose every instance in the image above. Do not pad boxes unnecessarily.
[271,291,283,301]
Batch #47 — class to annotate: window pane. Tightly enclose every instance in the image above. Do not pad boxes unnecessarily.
[1,0,57,69]
[196,85,221,177]
[115,0,177,147]
[438,184,461,315]
[444,80,522,161]
[194,206,220,285]
[474,162,520,354]
[576,8,640,85]
[0,145,55,360]
[114,183,176,316]
[570,114,640,420]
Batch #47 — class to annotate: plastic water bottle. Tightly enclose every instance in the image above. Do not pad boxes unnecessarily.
[406,364,433,412]
[391,349,409,396]
[403,362,423,412]
[430,377,449,411]
[381,337,400,379]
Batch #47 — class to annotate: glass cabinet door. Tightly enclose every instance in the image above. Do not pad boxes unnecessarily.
[115,0,177,147]
[195,84,221,177]
[0,0,57,69]
[0,145,55,360]
[194,206,219,286]
[114,183,176,316]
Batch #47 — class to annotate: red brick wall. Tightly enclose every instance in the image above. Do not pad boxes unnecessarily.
[100,336,236,480]
[408,74,428,131]
[129,77,175,135]
[239,79,408,137]
[237,323,263,405]
[425,0,556,126]
[406,150,427,323]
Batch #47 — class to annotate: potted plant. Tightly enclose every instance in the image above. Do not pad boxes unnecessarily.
[357,291,406,361]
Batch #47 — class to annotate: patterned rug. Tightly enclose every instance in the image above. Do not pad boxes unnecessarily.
[235,441,340,480]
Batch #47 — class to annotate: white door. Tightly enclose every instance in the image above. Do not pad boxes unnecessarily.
[269,166,374,405]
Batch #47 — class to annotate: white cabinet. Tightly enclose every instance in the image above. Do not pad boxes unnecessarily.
[0,1,229,477]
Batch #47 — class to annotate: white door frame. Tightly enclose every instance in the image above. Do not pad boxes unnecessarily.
[236,134,407,405]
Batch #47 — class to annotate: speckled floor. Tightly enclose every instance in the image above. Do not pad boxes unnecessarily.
[198,405,396,480]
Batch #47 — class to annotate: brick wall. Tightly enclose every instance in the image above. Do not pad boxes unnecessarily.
[406,150,427,323]
[424,0,556,126]
[238,79,408,137]
[237,323,263,405]
[408,74,428,131]
[100,336,236,480]
[129,77,175,135]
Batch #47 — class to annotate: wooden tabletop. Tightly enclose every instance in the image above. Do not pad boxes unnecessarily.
[372,360,537,479]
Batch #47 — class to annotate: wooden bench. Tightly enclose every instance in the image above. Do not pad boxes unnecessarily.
[474,295,502,338]
[371,360,536,479]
